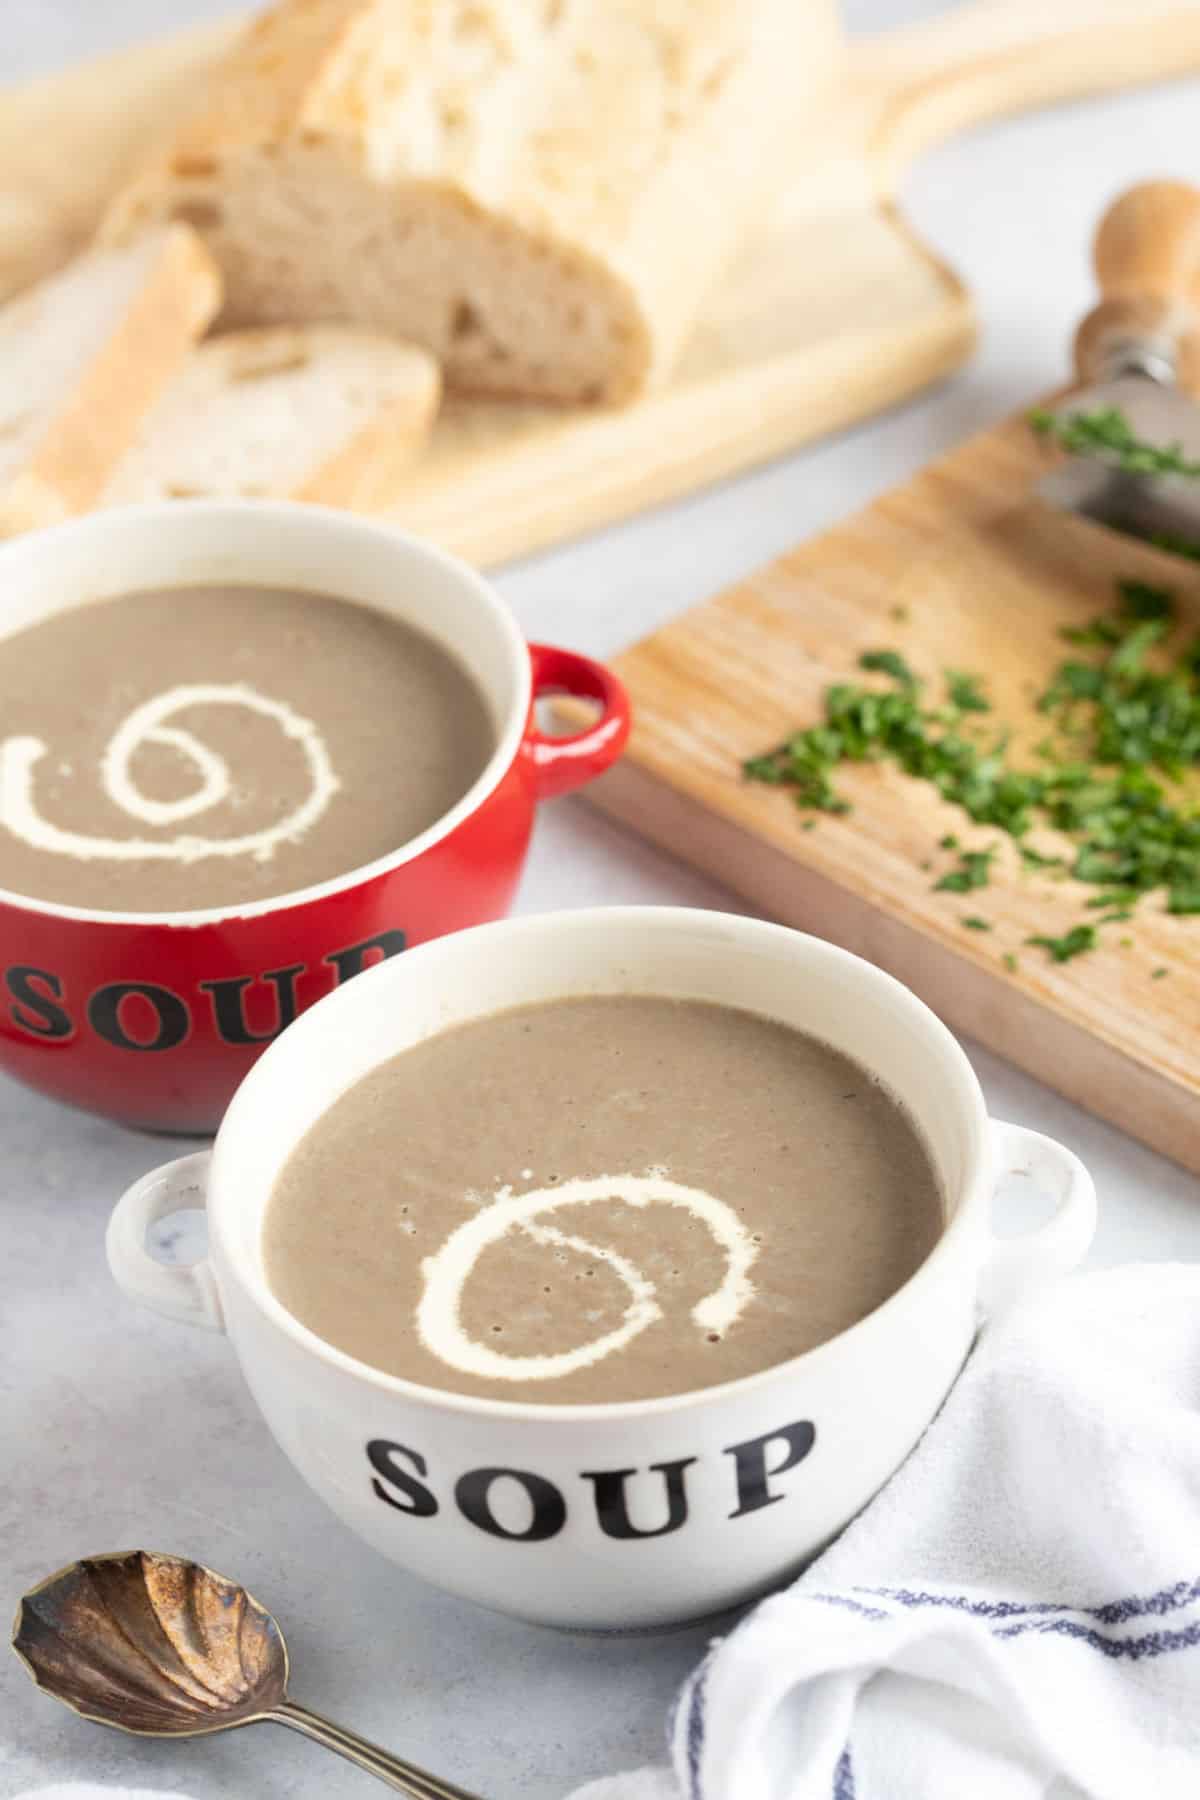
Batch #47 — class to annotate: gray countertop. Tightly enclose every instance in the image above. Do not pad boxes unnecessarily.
[4,4,1200,1797]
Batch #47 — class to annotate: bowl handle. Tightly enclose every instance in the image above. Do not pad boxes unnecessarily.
[522,643,631,801]
[979,1120,1097,1317]
[106,1152,225,1332]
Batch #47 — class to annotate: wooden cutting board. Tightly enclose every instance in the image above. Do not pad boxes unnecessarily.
[4,1,1200,565]
[580,410,1200,1171]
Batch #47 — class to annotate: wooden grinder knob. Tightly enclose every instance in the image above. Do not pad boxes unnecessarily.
[1074,180,1200,392]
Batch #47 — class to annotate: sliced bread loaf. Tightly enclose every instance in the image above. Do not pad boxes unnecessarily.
[0,225,220,535]
[102,0,841,405]
[102,324,440,510]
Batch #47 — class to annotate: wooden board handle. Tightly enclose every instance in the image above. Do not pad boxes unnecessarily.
[863,1,1200,196]
[1074,181,1200,387]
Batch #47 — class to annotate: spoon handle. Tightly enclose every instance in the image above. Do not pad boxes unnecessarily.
[270,1700,484,1798]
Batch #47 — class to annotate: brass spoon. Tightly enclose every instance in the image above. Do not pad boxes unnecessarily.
[12,1550,482,1799]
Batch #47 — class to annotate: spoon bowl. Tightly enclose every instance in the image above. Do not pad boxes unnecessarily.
[13,1550,480,1798]
[14,1550,286,1736]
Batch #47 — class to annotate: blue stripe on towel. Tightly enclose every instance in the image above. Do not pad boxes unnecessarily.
[995,1613,1200,1659]
[808,1592,891,1622]
[685,1657,710,1800]
[1063,1575,1200,1626]
[856,1575,1200,1626]
[856,1588,1068,1621]
[824,1578,1200,1662]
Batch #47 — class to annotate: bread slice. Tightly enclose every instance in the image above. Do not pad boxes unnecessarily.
[102,0,842,405]
[0,226,220,535]
[102,324,440,510]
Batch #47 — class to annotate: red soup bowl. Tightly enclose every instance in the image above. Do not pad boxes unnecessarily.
[0,501,629,1131]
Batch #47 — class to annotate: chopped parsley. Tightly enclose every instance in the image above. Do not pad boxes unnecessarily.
[962,915,992,931]
[859,648,917,687]
[744,576,1200,961]
[1117,580,1175,621]
[1060,618,1122,648]
[1026,924,1097,963]
[946,670,990,713]
[935,849,996,893]
[1030,406,1200,479]
[1019,845,1067,871]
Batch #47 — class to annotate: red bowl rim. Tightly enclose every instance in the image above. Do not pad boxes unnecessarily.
[0,502,533,930]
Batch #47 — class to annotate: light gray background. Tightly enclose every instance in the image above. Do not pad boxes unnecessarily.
[3,3,1200,1796]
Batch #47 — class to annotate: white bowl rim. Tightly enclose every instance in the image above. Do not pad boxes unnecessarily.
[209,906,992,1424]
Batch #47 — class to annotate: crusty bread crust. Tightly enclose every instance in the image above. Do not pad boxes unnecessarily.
[296,369,441,510]
[104,0,842,405]
[0,225,221,536]
[103,322,441,510]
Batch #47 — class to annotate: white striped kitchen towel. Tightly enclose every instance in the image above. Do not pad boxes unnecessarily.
[569,1264,1200,1800]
